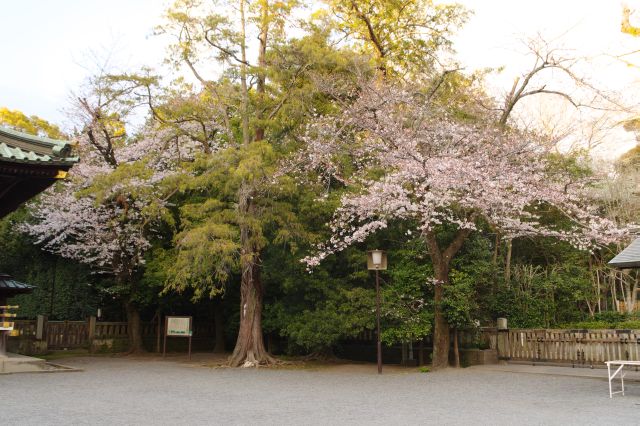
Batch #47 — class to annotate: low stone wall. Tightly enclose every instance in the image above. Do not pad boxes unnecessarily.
[90,338,130,353]
[7,337,48,356]
[460,348,498,366]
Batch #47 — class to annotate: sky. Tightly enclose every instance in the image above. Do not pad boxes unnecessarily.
[0,0,169,123]
[1,0,639,159]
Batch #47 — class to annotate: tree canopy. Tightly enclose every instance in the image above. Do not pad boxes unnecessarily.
[2,0,637,370]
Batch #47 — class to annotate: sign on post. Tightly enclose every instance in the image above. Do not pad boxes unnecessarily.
[163,316,193,360]
[0,305,19,357]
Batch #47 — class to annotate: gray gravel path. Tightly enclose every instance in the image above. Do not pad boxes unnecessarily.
[2,357,640,425]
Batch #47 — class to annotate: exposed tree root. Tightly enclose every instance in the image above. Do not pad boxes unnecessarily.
[228,349,277,368]
[302,348,341,363]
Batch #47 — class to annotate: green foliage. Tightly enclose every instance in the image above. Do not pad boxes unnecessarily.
[560,321,611,329]
[381,237,433,345]
[283,288,375,353]
[617,320,640,329]
[164,140,312,299]
[487,238,596,328]
[594,311,627,324]
[442,270,476,329]
[319,0,468,75]
[560,312,640,329]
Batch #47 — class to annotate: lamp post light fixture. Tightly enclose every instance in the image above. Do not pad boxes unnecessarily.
[367,249,387,374]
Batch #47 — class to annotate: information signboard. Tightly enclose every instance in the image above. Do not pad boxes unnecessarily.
[163,316,193,359]
[167,317,191,336]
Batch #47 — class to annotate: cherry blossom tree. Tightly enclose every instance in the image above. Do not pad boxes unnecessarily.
[301,81,625,369]
[20,78,206,351]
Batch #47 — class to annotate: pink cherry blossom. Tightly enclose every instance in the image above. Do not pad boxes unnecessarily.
[300,81,627,267]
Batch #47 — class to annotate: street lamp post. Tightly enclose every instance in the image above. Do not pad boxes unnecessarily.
[367,249,387,374]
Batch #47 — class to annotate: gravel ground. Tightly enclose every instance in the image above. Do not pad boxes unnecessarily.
[3,356,640,425]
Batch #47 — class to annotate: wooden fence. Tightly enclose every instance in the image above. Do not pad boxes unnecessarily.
[12,320,37,338]
[10,316,217,353]
[11,318,144,351]
[499,329,640,365]
[13,317,640,366]
[46,321,88,349]
[351,327,640,366]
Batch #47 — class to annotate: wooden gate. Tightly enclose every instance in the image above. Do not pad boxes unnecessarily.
[46,321,88,349]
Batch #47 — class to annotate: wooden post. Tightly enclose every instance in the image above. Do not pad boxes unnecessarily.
[87,316,96,352]
[156,310,161,354]
[36,315,46,340]
[0,332,6,357]
[163,316,167,358]
[376,269,382,374]
[497,318,510,362]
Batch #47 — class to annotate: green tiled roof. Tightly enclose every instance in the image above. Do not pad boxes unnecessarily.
[0,126,78,166]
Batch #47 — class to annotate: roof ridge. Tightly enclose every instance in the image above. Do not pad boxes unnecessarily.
[0,125,71,148]
[0,126,78,165]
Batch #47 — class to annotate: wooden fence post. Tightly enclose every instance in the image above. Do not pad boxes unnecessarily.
[497,318,510,362]
[36,315,46,340]
[88,316,96,352]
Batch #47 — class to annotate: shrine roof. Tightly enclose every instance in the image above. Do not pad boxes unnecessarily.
[609,238,640,269]
[0,274,35,295]
[0,126,78,166]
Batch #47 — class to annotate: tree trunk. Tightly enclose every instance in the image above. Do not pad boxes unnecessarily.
[125,301,145,353]
[228,261,273,366]
[432,266,450,369]
[596,268,602,313]
[238,0,250,145]
[632,272,639,313]
[453,328,460,368]
[228,186,274,367]
[492,232,500,291]
[213,300,225,353]
[254,0,269,142]
[504,238,512,287]
[611,270,618,311]
[425,226,474,370]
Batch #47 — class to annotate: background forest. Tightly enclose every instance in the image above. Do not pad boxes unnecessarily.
[2,0,640,367]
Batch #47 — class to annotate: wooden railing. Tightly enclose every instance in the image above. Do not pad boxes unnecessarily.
[95,322,128,338]
[8,316,217,355]
[504,329,640,365]
[12,320,37,338]
[46,321,88,349]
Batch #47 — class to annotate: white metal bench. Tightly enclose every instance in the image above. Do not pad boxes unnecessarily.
[606,360,640,398]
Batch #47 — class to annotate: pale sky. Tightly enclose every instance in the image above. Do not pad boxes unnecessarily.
[0,0,169,124]
[1,0,639,159]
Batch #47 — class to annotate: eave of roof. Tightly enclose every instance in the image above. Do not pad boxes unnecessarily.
[609,238,640,269]
[0,126,78,166]
[0,274,35,294]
